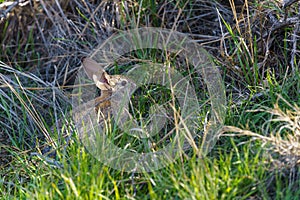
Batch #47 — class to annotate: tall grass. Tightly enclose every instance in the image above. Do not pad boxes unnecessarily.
[0,0,300,199]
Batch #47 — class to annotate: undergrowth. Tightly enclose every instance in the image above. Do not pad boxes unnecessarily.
[0,0,300,199]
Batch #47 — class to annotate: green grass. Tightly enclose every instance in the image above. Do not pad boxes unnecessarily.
[0,135,272,199]
[1,60,299,199]
[1,0,300,199]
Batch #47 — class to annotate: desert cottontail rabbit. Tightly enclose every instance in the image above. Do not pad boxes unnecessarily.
[44,58,135,158]
[76,58,136,133]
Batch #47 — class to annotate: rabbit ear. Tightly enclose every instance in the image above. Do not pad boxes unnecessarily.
[94,72,111,90]
[82,57,111,90]
[82,57,105,79]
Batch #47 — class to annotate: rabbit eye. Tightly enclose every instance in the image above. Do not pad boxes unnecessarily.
[121,80,127,86]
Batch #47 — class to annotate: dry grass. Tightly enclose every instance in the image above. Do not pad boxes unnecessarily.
[220,94,300,193]
[0,0,299,198]
[222,95,300,169]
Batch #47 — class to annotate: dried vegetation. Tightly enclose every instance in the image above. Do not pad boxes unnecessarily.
[0,0,299,196]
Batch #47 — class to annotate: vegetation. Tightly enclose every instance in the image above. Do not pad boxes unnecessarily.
[0,0,299,199]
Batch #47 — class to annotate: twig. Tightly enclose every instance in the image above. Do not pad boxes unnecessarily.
[289,3,300,73]
[0,0,30,20]
[0,0,19,19]
[283,0,299,9]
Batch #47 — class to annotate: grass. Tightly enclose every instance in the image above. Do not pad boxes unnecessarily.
[1,0,300,199]
[0,134,271,199]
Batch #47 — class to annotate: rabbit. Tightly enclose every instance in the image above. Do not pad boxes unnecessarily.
[80,57,136,127]
[42,58,136,159]
[80,58,164,152]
